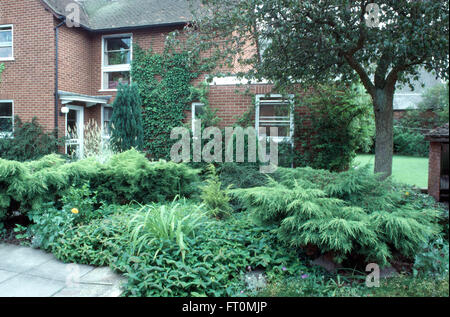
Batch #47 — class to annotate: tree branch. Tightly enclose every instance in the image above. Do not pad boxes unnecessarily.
[344,53,375,96]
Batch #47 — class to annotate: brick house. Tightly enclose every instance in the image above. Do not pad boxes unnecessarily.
[0,0,295,157]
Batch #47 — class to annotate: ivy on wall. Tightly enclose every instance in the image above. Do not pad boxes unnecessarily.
[131,44,201,160]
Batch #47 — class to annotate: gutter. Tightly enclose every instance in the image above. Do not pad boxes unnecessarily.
[79,22,188,33]
[54,16,66,139]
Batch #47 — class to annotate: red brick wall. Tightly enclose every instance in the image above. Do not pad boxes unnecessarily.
[0,0,55,132]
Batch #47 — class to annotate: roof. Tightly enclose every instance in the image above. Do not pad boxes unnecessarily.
[42,0,198,31]
[59,90,111,106]
[426,123,449,142]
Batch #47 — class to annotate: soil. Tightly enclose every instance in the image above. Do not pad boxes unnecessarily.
[0,214,32,245]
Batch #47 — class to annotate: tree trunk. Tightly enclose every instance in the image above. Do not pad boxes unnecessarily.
[373,88,394,178]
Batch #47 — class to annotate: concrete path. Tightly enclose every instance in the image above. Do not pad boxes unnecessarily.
[0,243,126,297]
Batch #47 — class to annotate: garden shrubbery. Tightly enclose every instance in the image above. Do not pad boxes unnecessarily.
[0,116,63,162]
[2,153,447,297]
[294,83,374,171]
[393,125,429,157]
[28,194,308,297]
[232,166,445,266]
[0,149,200,222]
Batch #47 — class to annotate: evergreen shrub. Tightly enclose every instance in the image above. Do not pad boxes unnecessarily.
[232,166,443,265]
[0,149,200,222]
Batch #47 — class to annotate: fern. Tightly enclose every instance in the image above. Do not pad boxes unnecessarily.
[200,164,232,219]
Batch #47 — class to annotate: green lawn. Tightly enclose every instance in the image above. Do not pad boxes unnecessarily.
[354,154,429,188]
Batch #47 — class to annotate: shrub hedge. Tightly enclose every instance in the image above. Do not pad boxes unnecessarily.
[0,149,200,222]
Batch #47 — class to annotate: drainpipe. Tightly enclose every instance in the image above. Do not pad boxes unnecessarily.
[54,16,66,140]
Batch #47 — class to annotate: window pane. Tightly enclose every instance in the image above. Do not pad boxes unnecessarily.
[103,107,113,121]
[105,51,131,65]
[194,104,204,118]
[106,37,131,51]
[257,99,292,138]
[0,47,12,59]
[103,71,130,89]
[0,29,12,43]
[104,37,131,66]
[103,107,113,136]
[0,118,13,133]
[0,102,12,116]
[259,125,290,137]
[259,103,290,118]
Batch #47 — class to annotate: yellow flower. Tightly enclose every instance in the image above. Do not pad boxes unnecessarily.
[405,192,410,196]
[71,208,79,214]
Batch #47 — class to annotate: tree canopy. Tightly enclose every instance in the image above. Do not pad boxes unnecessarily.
[185,0,449,176]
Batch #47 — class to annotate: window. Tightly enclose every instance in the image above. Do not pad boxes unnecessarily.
[102,106,113,138]
[191,102,204,133]
[0,101,13,137]
[0,25,13,60]
[101,34,132,90]
[255,95,294,143]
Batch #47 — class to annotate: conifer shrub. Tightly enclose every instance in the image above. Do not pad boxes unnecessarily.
[0,149,200,222]
[92,150,200,204]
[232,166,443,265]
[110,83,144,152]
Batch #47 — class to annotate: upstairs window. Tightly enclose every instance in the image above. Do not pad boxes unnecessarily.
[0,25,13,60]
[255,95,294,143]
[102,35,132,90]
[0,101,13,137]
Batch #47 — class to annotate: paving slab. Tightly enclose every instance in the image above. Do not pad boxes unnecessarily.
[0,269,18,283]
[0,244,125,297]
[80,267,126,285]
[0,244,53,273]
[0,274,65,297]
[25,259,95,282]
[52,283,123,297]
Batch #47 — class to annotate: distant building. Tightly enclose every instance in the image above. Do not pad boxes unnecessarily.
[393,69,444,119]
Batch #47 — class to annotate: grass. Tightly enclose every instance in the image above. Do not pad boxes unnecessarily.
[354,154,429,188]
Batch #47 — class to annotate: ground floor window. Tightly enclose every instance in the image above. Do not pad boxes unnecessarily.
[255,94,294,143]
[191,102,204,134]
[102,106,113,139]
[0,100,13,137]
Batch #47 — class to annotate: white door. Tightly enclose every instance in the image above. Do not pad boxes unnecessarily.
[65,105,84,158]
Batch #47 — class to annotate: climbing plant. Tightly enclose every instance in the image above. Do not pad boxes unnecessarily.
[131,45,201,160]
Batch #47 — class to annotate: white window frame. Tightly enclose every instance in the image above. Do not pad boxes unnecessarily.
[101,104,113,139]
[255,94,294,144]
[65,105,84,158]
[191,102,204,134]
[100,33,133,92]
[0,100,14,138]
[0,24,13,61]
